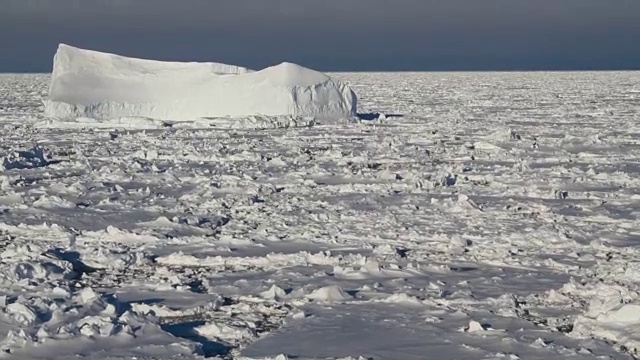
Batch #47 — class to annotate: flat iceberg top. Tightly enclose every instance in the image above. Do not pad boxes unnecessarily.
[54,43,253,77]
[46,44,358,120]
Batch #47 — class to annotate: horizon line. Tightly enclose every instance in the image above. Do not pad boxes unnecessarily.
[4,68,640,74]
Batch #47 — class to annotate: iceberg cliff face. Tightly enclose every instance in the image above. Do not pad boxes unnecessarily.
[44,44,358,121]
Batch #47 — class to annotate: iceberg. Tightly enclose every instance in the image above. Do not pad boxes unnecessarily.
[44,44,358,121]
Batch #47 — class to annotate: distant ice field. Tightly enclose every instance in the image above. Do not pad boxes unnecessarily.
[1,71,640,359]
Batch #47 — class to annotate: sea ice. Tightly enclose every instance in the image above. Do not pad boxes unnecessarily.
[3,70,640,359]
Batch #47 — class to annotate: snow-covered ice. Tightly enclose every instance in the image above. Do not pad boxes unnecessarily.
[44,44,357,121]
[2,70,640,359]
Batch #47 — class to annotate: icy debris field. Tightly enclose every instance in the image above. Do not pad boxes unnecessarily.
[1,71,640,359]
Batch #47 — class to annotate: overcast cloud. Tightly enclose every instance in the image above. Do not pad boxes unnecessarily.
[2,0,639,71]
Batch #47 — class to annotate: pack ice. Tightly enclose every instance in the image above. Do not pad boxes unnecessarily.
[44,44,357,121]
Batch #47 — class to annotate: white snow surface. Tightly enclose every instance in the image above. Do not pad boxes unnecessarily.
[2,71,640,359]
[44,44,358,121]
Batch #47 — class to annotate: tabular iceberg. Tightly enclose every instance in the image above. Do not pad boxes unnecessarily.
[44,44,358,121]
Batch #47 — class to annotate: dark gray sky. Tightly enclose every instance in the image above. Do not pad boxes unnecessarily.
[2,0,640,72]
